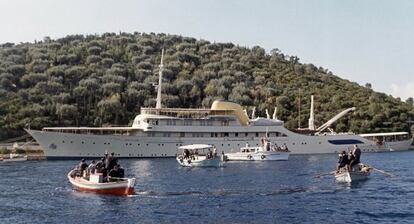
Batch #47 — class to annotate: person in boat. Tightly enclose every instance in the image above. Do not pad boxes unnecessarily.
[78,159,88,177]
[194,148,199,159]
[213,146,217,157]
[95,158,104,172]
[104,152,117,171]
[87,160,96,176]
[184,148,190,159]
[348,145,361,171]
[108,164,123,180]
[336,150,349,172]
[117,163,125,178]
[281,143,289,152]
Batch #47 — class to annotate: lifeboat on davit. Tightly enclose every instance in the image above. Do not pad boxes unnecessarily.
[67,170,136,196]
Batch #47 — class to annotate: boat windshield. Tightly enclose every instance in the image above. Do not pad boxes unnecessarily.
[178,144,214,150]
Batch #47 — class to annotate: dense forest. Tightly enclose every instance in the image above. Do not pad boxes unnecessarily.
[1,32,414,140]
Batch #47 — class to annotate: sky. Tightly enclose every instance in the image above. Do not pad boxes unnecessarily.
[0,0,413,100]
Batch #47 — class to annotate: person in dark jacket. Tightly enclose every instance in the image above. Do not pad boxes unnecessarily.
[348,145,362,171]
[105,152,118,171]
[336,151,349,172]
[108,165,122,179]
[78,159,88,176]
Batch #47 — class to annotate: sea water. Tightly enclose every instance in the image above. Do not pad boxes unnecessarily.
[1,151,414,223]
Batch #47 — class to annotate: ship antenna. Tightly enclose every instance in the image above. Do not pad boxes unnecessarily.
[251,107,256,119]
[272,107,277,120]
[155,49,164,109]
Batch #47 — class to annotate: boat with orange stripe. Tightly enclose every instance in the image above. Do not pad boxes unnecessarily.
[67,170,135,196]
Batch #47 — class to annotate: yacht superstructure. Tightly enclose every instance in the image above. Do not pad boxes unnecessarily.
[26,51,413,159]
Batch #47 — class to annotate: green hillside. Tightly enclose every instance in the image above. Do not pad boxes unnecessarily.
[1,32,413,140]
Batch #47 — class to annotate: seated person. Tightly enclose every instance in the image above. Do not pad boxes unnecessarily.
[107,165,123,179]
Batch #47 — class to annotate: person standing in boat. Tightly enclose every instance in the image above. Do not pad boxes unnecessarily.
[213,146,217,157]
[87,160,96,175]
[348,145,361,171]
[336,151,349,172]
[194,148,199,159]
[105,152,117,171]
[78,159,88,177]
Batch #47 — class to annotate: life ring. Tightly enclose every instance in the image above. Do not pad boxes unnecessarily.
[261,155,266,160]
[247,154,253,160]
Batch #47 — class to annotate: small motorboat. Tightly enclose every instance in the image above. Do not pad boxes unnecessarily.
[2,153,28,162]
[176,144,222,167]
[225,138,290,161]
[335,164,372,183]
[67,170,136,196]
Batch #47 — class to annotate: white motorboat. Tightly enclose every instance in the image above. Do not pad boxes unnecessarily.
[176,144,222,167]
[335,164,372,183]
[225,138,290,161]
[2,153,28,162]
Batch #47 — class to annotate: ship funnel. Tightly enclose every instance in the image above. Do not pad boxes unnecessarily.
[308,95,315,130]
[251,107,256,119]
[155,49,164,109]
[265,109,270,119]
[272,107,277,120]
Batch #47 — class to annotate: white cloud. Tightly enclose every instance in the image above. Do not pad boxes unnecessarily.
[390,82,414,101]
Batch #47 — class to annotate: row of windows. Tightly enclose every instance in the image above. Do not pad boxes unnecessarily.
[158,120,224,126]
[61,141,315,148]
[148,132,288,138]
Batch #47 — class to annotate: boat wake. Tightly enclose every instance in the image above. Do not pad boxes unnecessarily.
[132,186,343,198]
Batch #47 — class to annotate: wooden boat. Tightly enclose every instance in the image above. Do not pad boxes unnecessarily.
[67,170,136,196]
[335,164,372,183]
[176,144,222,167]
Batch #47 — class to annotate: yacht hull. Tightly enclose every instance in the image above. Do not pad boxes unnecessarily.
[26,129,413,159]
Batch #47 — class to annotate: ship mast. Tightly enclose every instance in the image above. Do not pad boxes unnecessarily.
[155,49,164,109]
[308,95,315,130]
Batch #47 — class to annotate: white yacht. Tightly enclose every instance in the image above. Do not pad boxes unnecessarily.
[26,52,413,159]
